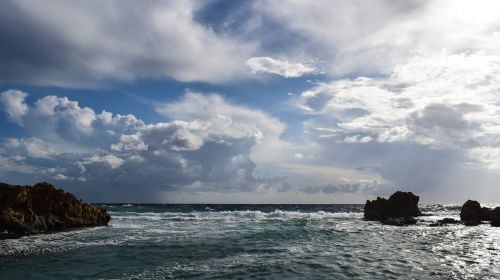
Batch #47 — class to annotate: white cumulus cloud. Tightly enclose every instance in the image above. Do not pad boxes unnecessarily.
[296,52,500,153]
[0,90,291,201]
[0,90,28,126]
[246,57,315,78]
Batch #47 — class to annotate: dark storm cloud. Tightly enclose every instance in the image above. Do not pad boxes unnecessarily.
[0,2,84,86]
[0,0,255,87]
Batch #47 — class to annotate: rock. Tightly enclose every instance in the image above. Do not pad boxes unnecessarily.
[0,182,110,237]
[429,218,459,227]
[364,191,421,222]
[491,207,500,227]
[363,197,388,221]
[464,221,480,226]
[460,200,491,222]
[481,207,492,220]
[440,218,459,224]
[381,217,417,226]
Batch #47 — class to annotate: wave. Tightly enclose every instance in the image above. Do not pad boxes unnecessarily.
[108,210,364,222]
[1,210,362,256]
[0,227,117,256]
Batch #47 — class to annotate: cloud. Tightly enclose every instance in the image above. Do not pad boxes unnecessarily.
[0,89,382,201]
[77,155,124,171]
[293,152,304,159]
[246,57,315,78]
[155,91,294,166]
[0,90,290,201]
[2,138,61,159]
[302,178,388,195]
[3,0,499,88]
[295,52,500,152]
[288,50,500,199]
[251,0,500,78]
[0,0,256,87]
[0,90,28,125]
[4,1,500,202]
[467,147,500,170]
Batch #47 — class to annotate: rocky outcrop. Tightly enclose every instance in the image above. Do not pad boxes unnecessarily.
[364,191,421,225]
[459,200,491,222]
[459,200,500,227]
[0,182,110,237]
[363,195,500,227]
[429,218,459,227]
[490,207,500,227]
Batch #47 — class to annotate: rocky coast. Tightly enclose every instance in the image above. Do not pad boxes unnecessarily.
[0,182,110,238]
[364,191,500,227]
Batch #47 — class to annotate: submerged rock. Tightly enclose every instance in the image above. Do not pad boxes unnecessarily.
[364,191,421,225]
[381,217,417,226]
[0,182,110,237]
[429,218,460,227]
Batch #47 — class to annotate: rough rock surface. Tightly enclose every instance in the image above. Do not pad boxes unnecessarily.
[491,207,500,227]
[459,200,491,222]
[364,191,421,223]
[0,182,110,237]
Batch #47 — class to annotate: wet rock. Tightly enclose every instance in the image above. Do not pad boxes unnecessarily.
[0,182,110,237]
[464,221,481,226]
[381,217,417,226]
[440,218,459,224]
[364,191,421,222]
[429,218,459,227]
[490,207,500,227]
[363,197,387,221]
[481,207,492,221]
[460,200,491,222]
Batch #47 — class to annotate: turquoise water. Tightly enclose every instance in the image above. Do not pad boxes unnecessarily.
[1,204,500,279]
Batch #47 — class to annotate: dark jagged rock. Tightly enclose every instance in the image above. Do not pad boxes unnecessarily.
[364,191,421,224]
[0,182,110,238]
[363,197,388,220]
[481,207,492,221]
[491,207,500,227]
[460,200,491,222]
[429,218,459,227]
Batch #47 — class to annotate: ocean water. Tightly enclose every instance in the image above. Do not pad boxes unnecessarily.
[1,204,500,280]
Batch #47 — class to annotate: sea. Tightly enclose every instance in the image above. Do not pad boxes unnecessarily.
[1,204,499,280]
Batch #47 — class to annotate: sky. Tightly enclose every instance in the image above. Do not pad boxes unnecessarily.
[1,0,500,203]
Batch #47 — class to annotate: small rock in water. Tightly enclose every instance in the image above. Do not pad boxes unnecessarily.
[429,218,459,227]
[364,191,421,225]
[460,200,493,224]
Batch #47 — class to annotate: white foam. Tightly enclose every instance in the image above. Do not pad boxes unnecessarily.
[108,209,363,223]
